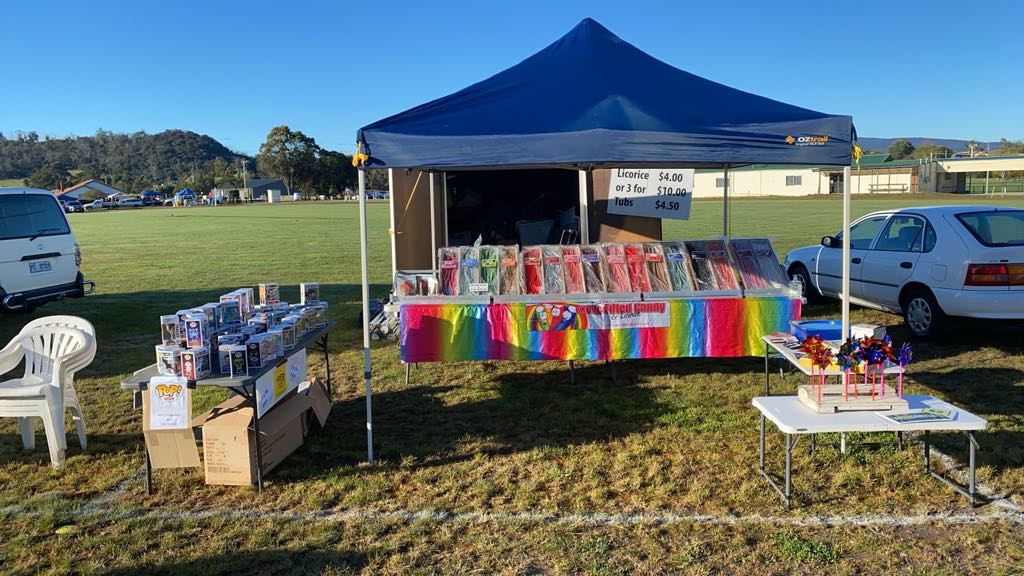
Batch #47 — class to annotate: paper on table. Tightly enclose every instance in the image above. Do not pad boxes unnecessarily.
[878,409,956,425]
[148,376,190,430]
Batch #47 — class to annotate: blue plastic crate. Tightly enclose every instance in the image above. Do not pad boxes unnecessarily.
[790,319,842,341]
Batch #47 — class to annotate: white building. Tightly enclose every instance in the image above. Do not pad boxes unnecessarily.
[692,154,1024,197]
[56,179,129,200]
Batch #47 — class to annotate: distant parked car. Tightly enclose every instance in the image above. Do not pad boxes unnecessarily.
[142,196,162,206]
[117,197,143,208]
[784,206,1024,338]
[83,198,116,211]
[63,200,84,213]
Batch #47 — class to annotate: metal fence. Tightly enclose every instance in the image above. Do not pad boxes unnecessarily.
[964,178,1024,195]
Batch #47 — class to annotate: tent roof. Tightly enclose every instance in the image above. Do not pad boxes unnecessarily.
[358,18,854,170]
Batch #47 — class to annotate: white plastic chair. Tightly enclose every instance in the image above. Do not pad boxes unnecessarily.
[0,317,96,468]
[16,316,96,451]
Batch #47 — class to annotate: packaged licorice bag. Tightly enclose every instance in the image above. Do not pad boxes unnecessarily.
[624,243,651,292]
[541,245,565,294]
[729,238,767,290]
[438,247,461,295]
[705,238,740,290]
[458,245,482,295]
[580,245,607,293]
[479,246,499,295]
[643,243,672,292]
[561,245,585,294]
[602,243,631,293]
[751,238,789,288]
[521,246,545,294]
[661,241,695,291]
[395,272,418,296]
[499,245,522,295]
[684,240,718,291]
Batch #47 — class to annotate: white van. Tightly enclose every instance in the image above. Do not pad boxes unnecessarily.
[0,188,95,311]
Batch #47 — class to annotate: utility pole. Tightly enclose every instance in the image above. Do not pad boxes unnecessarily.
[241,159,248,203]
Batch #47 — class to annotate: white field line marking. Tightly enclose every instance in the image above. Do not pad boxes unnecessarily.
[1,499,1022,529]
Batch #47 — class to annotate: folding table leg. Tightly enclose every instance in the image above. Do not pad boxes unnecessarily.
[923,430,931,473]
[763,346,770,396]
[968,432,978,507]
[322,335,333,397]
[784,433,793,509]
[252,406,264,492]
[759,415,766,470]
[405,363,411,386]
[145,450,153,495]
[568,360,576,385]
[610,360,617,385]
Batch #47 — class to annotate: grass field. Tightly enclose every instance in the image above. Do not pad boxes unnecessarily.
[1,195,1023,574]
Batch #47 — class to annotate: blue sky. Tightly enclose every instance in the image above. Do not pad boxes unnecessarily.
[3,0,1021,155]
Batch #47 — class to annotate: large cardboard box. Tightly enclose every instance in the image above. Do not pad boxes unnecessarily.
[300,377,332,431]
[200,390,312,486]
[142,391,201,469]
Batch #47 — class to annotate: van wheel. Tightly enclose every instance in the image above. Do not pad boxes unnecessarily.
[789,264,819,303]
[902,287,944,339]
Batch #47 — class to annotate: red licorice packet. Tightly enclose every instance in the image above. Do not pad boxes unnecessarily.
[602,243,631,293]
[624,243,651,292]
[561,245,585,294]
[522,246,545,294]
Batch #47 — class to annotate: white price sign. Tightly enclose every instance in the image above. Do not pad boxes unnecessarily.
[607,168,694,220]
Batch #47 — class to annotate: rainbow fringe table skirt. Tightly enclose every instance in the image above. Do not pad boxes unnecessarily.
[400,297,801,363]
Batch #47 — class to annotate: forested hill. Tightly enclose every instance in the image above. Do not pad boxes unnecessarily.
[0,130,251,192]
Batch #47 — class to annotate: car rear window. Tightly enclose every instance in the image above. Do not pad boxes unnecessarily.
[0,194,71,241]
[956,210,1024,247]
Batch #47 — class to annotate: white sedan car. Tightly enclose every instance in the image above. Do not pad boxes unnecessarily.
[784,205,1023,338]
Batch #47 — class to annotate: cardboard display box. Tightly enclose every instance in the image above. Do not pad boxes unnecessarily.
[140,377,332,486]
[142,390,201,469]
[196,377,332,486]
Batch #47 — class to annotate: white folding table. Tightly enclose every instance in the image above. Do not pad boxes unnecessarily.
[753,394,987,508]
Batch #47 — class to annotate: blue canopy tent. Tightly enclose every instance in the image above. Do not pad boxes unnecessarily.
[141,190,161,197]
[176,188,196,198]
[354,18,856,462]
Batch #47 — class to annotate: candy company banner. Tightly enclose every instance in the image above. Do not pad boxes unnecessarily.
[400,297,801,363]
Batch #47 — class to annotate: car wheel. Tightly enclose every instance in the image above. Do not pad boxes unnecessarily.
[902,287,945,339]
[789,264,819,302]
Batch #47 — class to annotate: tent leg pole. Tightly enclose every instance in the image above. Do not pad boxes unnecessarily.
[842,166,851,340]
[578,169,590,244]
[358,169,374,464]
[430,172,437,278]
[723,164,730,239]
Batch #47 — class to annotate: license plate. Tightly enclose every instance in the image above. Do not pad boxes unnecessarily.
[29,261,53,274]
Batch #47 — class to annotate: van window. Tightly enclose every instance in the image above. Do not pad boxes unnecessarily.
[0,194,71,241]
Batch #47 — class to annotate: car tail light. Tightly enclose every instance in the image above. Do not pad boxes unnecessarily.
[1010,264,1024,286]
[75,243,82,267]
[964,263,1022,286]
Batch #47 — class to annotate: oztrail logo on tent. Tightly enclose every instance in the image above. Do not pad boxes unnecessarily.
[785,135,829,146]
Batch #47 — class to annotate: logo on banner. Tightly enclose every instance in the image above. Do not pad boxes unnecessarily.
[527,304,588,331]
[526,302,671,331]
[786,135,830,146]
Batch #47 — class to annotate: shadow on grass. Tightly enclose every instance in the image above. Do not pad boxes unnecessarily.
[0,432,145,466]
[279,361,692,480]
[99,548,367,576]
[283,352,769,483]
[911,366,1024,474]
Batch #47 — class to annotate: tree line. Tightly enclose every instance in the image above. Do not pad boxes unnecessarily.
[1,127,385,197]
[886,137,1024,160]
